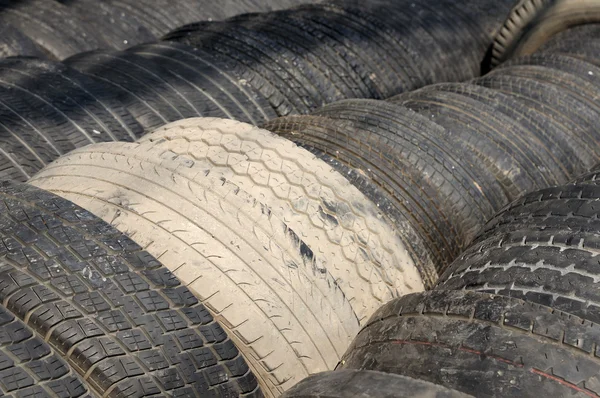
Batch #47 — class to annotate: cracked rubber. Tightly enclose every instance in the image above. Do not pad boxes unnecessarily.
[341,290,600,397]
[0,303,95,397]
[282,369,471,398]
[30,117,423,396]
[439,176,600,325]
[264,99,501,286]
[0,57,142,182]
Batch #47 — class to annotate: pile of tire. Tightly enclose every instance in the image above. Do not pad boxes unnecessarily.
[0,0,319,59]
[284,166,600,398]
[25,26,600,396]
[0,0,515,183]
[1,2,600,397]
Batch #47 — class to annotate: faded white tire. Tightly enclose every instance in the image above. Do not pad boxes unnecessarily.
[492,0,600,66]
[30,117,423,396]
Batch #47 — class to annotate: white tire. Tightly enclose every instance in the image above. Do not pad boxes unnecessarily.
[30,117,423,395]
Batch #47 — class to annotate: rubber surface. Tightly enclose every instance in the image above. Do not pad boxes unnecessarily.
[492,0,600,67]
[439,177,600,325]
[341,290,600,397]
[0,303,95,397]
[30,117,423,396]
[390,86,559,207]
[0,182,259,396]
[0,22,47,59]
[265,99,500,286]
[282,369,472,398]
[0,0,104,60]
[538,23,600,64]
[0,57,142,182]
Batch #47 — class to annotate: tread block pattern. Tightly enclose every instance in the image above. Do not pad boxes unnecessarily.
[439,178,600,325]
[0,182,259,397]
[0,303,94,397]
[341,290,600,397]
[30,117,424,396]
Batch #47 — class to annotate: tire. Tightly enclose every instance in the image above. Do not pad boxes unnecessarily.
[390,86,560,202]
[538,24,600,64]
[0,303,94,397]
[265,99,501,286]
[229,7,395,100]
[473,73,600,175]
[56,0,157,50]
[0,21,47,59]
[438,180,600,324]
[128,42,277,125]
[492,0,600,67]
[0,0,104,60]
[426,81,593,181]
[282,369,471,398]
[0,57,142,182]
[341,290,600,397]
[0,181,260,396]
[29,117,423,396]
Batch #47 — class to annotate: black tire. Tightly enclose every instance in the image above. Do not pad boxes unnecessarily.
[164,22,305,117]
[341,290,600,397]
[0,22,47,59]
[538,24,600,64]
[282,369,471,398]
[55,0,157,51]
[265,99,498,286]
[229,7,397,99]
[0,303,94,397]
[492,0,600,66]
[0,182,260,397]
[426,81,593,181]
[473,72,600,174]
[0,0,104,60]
[438,180,600,324]
[390,85,561,200]
[0,57,142,182]
[129,42,277,125]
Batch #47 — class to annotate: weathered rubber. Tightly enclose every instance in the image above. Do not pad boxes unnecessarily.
[0,182,260,396]
[439,179,600,325]
[0,303,95,397]
[341,290,600,397]
[492,0,600,66]
[30,117,423,396]
[282,369,472,398]
[265,99,502,286]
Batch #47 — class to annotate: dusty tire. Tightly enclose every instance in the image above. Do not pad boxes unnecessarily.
[424,81,595,181]
[30,117,422,396]
[128,42,277,125]
[0,303,94,397]
[0,181,260,396]
[282,369,471,398]
[265,99,501,286]
[0,0,104,60]
[439,179,600,324]
[390,86,560,204]
[0,22,47,59]
[0,57,142,182]
[492,0,600,66]
[341,290,600,397]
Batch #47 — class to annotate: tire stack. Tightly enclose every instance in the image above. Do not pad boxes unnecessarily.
[294,167,600,398]
[0,0,320,59]
[1,2,600,398]
[0,0,516,184]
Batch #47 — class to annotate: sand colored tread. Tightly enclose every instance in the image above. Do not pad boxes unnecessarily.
[30,117,422,396]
